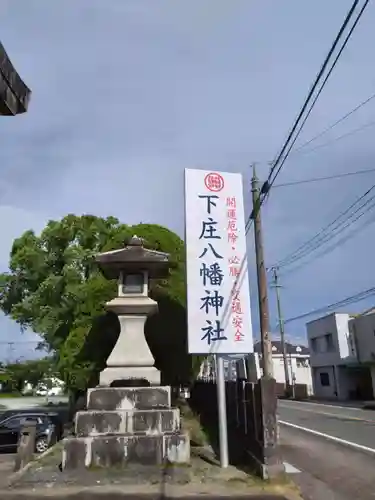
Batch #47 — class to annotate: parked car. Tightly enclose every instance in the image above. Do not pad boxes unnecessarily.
[0,409,64,441]
[0,412,59,453]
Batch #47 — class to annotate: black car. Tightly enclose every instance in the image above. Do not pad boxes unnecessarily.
[0,409,64,441]
[0,412,58,453]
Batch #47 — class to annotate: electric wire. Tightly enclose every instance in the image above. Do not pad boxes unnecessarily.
[280,206,375,277]
[291,90,375,154]
[274,182,375,268]
[268,0,370,191]
[283,287,375,324]
[244,0,369,231]
[278,194,375,268]
[273,167,375,189]
[287,119,375,159]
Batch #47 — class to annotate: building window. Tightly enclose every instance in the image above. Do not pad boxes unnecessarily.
[297,358,309,368]
[311,338,317,352]
[320,372,330,387]
[325,333,334,352]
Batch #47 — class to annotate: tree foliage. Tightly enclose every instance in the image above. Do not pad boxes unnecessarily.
[0,357,56,393]
[0,215,197,392]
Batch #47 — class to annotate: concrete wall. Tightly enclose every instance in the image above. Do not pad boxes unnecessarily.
[350,312,375,364]
[311,365,361,401]
[371,366,375,399]
[336,366,358,400]
[307,313,354,367]
[272,355,313,395]
[311,366,338,399]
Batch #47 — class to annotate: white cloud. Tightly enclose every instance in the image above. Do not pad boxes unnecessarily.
[0,0,374,351]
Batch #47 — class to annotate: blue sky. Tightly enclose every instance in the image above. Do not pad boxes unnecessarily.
[1,0,375,360]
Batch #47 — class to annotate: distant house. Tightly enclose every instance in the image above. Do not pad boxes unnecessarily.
[197,340,313,395]
[23,377,65,397]
[307,311,375,401]
[254,340,313,395]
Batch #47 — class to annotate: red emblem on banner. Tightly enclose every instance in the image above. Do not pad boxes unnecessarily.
[204,172,224,192]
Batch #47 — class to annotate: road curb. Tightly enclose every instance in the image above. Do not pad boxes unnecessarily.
[7,442,61,486]
[0,482,304,499]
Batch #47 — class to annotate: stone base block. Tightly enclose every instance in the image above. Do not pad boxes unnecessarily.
[87,386,171,411]
[99,366,160,387]
[62,433,190,470]
[75,408,180,437]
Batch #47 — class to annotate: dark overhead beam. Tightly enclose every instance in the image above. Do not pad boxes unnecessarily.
[0,41,31,116]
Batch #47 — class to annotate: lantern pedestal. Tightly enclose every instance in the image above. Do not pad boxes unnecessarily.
[99,295,160,387]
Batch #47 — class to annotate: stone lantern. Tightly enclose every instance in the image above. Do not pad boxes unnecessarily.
[96,235,169,387]
[62,236,190,470]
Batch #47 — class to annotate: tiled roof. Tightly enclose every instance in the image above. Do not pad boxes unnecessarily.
[0,41,31,115]
[254,340,309,355]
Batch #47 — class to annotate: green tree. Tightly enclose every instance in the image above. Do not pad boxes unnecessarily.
[0,357,56,394]
[0,215,198,392]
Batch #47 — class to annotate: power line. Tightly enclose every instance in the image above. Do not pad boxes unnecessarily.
[278,196,375,269]
[278,194,375,268]
[0,341,40,345]
[267,0,370,191]
[244,0,368,228]
[281,211,375,277]
[288,119,375,159]
[291,90,375,155]
[284,286,375,325]
[275,182,375,268]
[273,167,375,189]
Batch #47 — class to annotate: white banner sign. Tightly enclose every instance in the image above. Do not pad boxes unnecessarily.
[184,168,254,354]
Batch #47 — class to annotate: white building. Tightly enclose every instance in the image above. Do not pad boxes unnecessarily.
[306,312,375,401]
[254,341,313,394]
[198,356,238,381]
[23,376,65,397]
[198,340,313,395]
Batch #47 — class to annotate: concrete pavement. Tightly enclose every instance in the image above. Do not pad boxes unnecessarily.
[0,453,15,486]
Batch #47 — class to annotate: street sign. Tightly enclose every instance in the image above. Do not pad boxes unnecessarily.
[184,168,254,355]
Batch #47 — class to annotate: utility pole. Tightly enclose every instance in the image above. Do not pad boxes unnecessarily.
[272,267,291,395]
[251,166,273,377]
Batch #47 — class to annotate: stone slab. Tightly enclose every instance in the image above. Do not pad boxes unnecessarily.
[75,408,180,437]
[87,386,171,411]
[62,433,190,469]
[99,366,160,387]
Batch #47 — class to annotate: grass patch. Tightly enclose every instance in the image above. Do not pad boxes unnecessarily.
[0,392,23,398]
[178,400,208,447]
[33,441,64,466]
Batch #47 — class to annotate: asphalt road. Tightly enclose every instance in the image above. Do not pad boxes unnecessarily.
[0,396,68,411]
[280,424,375,500]
[278,399,375,450]
[279,400,375,499]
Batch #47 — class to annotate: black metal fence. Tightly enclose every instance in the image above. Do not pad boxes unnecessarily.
[190,379,269,469]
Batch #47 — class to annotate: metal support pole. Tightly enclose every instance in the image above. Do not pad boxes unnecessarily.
[216,355,229,468]
[272,267,291,395]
